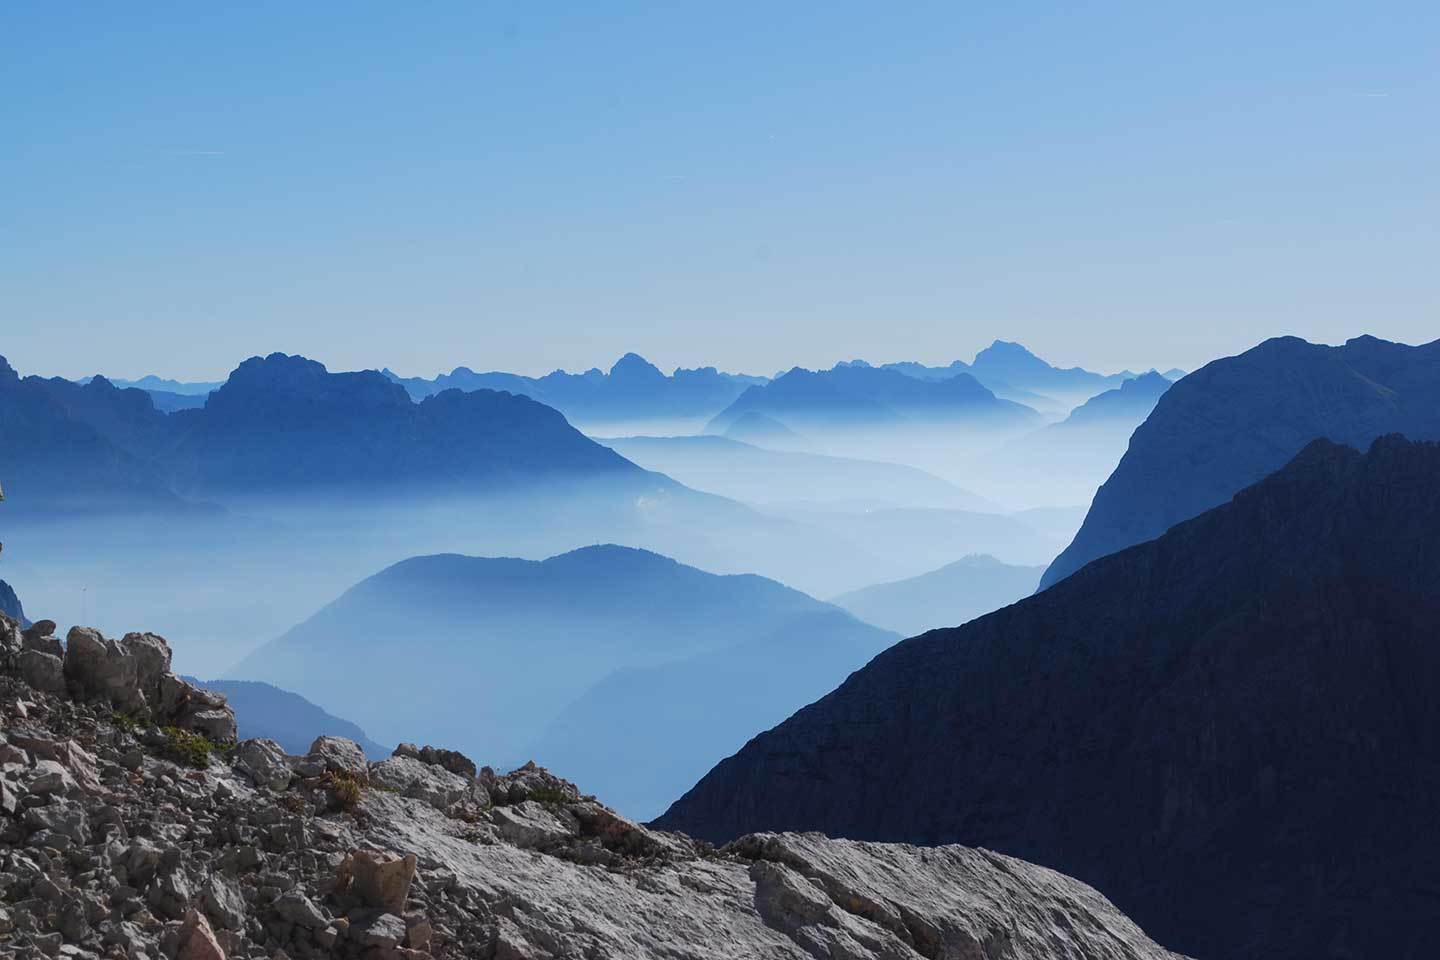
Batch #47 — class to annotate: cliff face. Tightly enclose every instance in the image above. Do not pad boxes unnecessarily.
[0,614,1184,959]
[657,436,1440,960]
[1041,334,1440,589]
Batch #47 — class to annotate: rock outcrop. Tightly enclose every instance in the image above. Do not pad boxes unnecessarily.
[0,611,1185,959]
[657,436,1440,960]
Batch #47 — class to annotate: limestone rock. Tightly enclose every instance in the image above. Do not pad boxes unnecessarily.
[369,754,468,810]
[306,735,368,780]
[334,850,417,914]
[233,738,293,792]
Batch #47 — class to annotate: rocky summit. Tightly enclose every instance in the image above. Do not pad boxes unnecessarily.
[0,614,1184,959]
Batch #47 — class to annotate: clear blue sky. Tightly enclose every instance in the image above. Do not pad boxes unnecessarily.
[3,1,1436,380]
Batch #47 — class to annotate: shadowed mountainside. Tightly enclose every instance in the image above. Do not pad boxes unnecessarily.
[1041,334,1440,589]
[657,435,1440,960]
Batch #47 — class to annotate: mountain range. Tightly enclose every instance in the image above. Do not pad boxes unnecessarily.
[228,545,898,817]
[657,435,1440,960]
[383,352,767,431]
[1042,334,1440,589]
[706,363,1040,434]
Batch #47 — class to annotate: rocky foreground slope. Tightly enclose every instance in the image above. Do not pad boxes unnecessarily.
[0,615,1184,959]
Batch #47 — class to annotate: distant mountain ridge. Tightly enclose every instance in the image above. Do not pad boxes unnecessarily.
[1041,334,1440,589]
[831,555,1043,637]
[187,678,390,759]
[383,352,767,428]
[658,434,1440,960]
[229,544,897,818]
[706,364,1039,434]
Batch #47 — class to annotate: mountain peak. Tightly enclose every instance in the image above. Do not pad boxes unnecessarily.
[608,352,666,382]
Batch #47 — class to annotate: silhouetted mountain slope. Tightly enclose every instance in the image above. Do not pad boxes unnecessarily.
[962,372,1174,510]
[188,678,390,758]
[79,374,222,395]
[831,555,1042,637]
[531,609,897,819]
[164,353,645,498]
[657,435,1440,960]
[1041,334,1440,589]
[0,580,23,623]
[707,365,1038,433]
[604,435,995,511]
[0,357,186,513]
[229,545,894,812]
[385,353,765,428]
[1057,370,1172,426]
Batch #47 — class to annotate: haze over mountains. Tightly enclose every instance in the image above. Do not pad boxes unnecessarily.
[1042,334,1440,589]
[830,555,1043,637]
[228,545,897,818]
[658,435,1440,960]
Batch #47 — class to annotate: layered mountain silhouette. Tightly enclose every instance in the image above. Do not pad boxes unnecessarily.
[963,371,1174,509]
[830,554,1043,637]
[0,358,186,513]
[529,608,896,819]
[657,435,1440,960]
[1041,334,1440,589]
[384,353,765,429]
[872,342,1135,412]
[706,364,1039,434]
[1056,370,1172,426]
[603,435,995,511]
[230,545,897,816]
[188,678,390,759]
[162,353,645,499]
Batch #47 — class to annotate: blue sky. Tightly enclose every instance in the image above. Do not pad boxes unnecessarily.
[3,1,1437,380]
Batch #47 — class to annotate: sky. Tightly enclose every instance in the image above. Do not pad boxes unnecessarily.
[3,1,1437,381]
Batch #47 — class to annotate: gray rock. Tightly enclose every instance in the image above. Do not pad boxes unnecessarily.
[306,736,367,779]
[63,627,142,710]
[356,911,407,949]
[18,650,66,695]
[21,622,62,658]
[271,890,327,930]
[369,754,468,810]
[233,738,292,792]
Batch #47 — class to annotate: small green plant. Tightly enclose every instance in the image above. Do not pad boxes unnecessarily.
[327,772,364,812]
[112,706,153,734]
[158,726,213,769]
[528,784,568,806]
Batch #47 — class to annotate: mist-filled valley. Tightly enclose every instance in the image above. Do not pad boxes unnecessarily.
[0,341,1156,808]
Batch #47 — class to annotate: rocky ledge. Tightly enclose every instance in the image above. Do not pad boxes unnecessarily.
[0,613,1185,960]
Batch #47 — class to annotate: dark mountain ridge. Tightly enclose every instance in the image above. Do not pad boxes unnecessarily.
[657,435,1440,960]
[1041,334,1440,589]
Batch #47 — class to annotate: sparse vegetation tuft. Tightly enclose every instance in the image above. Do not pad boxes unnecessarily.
[158,726,213,769]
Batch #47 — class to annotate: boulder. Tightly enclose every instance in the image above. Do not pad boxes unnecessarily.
[175,906,226,960]
[157,673,238,743]
[121,632,172,703]
[21,621,62,658]
[18,650,66,695]
[334,850,417,913]
[369,755,469,811]
[393,742,477,779]
[233,739,293,792]
[490,801,580,850]
[64,626,143,711]
[307,736,368,780]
